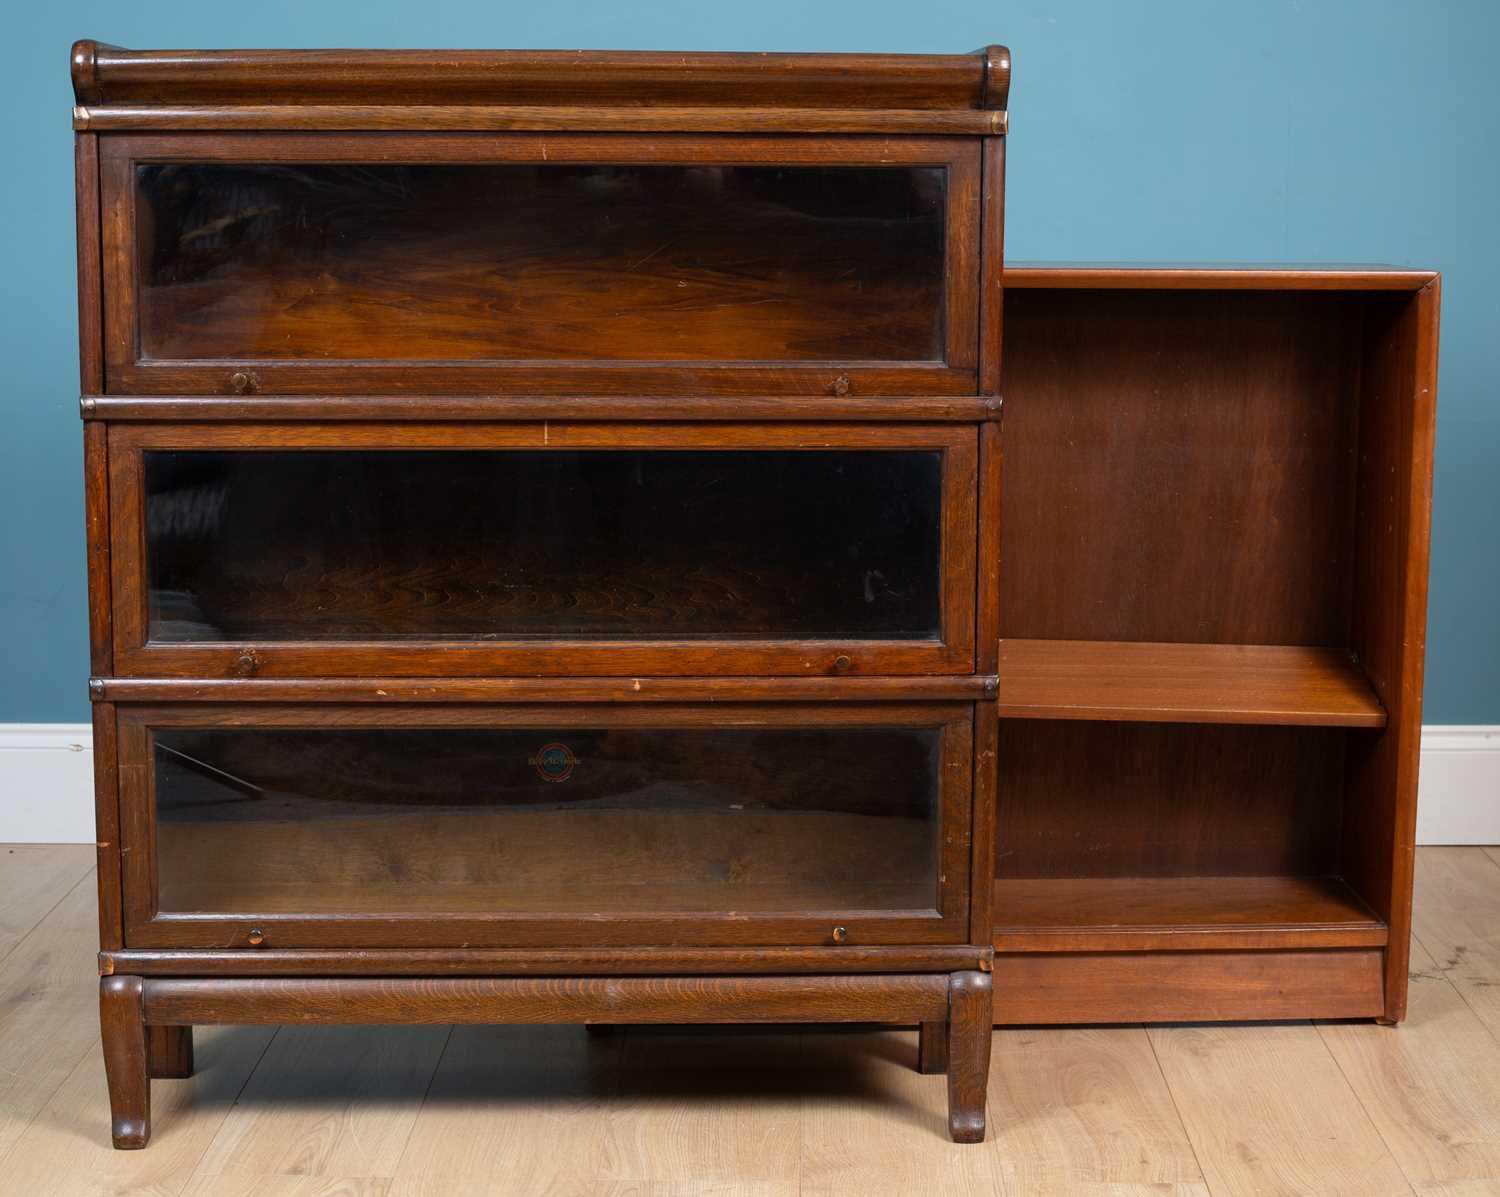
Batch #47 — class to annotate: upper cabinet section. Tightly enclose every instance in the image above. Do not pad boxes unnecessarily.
[78,43,1008,399]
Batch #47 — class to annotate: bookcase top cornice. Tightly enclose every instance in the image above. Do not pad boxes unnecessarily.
[71,40,1010,135]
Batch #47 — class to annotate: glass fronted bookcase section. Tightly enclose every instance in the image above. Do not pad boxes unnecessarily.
[99,134,982,397]
[106,423,978,678]
[115,702,975,950]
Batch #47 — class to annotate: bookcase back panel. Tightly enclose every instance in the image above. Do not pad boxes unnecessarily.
[999,289,1365,646]
[995,720,1347,879]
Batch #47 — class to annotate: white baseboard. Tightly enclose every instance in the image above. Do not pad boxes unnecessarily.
[1414,725,1500,845]
[0,724,96,843]
[0,722,1496,845]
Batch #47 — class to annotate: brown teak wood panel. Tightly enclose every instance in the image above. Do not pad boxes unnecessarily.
[991,949,1386,1024]
[1000,287,1364,646]
[1343,281,1441,1022]
[998,639,1386,726]
[995,720,1349,880]
[991,875,1386,952]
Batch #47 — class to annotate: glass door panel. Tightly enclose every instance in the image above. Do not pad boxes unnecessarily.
[109,424,978,677]
[100,134,981,395]
[134,163,946,363]
[119,705,974,948]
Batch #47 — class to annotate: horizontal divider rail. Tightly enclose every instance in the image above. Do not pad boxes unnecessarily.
[91,675,1000,703]
[137,974,953,1025]
[102,945,994,977]
[81,394,1005,423]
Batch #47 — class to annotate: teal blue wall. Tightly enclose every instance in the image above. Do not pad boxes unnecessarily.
[3,1,1495,722]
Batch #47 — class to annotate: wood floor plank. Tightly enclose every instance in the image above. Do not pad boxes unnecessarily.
[611,1035,803,1191]
[985,1026,1204,1191]
[181,1178,392,1197]
[1320,937,1500,1186]
[1412,847,1500,1044]
[0,1025,275,1196]
[388,1024,626,1196]
[798,1028,1008,1196]
[190,1025,450,1183]
[0,872,108,1160]
[1149,1022,1414,1197]
[0,844,94,965]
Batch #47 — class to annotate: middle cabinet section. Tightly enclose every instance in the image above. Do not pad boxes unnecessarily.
[108,422,978,677]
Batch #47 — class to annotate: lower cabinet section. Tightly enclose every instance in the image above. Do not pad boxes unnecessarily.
[991,949,1387,1024]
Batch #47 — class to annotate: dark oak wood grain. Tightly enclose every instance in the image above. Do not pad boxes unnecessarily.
[946,970,991,1142]
[91,701,123,950]
[100,976,149,1148]
[91,675,998,704]
[78,103,1007,136]
[139,974,951,1025]
[917,1020,948,1074]
[77,38,1008,1148]
[73,42,1007,113]
[100,944,993,977]
[82,394,1003,424]
[145,1025,193,1079]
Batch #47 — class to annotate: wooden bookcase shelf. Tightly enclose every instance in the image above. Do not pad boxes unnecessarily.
[992,264,1439,1026]
[998,639,1387,727]
[991,875,1387,952]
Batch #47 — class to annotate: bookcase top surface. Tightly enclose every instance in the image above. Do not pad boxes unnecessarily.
[71,41,1010,135]
[1006,262,1438,290]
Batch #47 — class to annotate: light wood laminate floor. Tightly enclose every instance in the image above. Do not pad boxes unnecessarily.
[3,843,1500,1196]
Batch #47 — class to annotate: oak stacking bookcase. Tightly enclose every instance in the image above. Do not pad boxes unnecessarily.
[73,41,1439,1152]
[73,40,1012,1148]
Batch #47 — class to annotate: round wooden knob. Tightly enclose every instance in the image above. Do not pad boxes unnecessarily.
[832,925,849,944]
[233,651,261,678]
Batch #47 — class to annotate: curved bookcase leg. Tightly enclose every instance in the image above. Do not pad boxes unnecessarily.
[945,970,992,1143]
[100,976,150,1149]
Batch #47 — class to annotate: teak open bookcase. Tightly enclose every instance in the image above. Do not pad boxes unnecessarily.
[72,41,1438,1149]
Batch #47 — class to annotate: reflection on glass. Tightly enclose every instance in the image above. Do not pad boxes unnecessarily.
[144,450,944,641]
[135,163,947,362]
[153,726,942,916]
